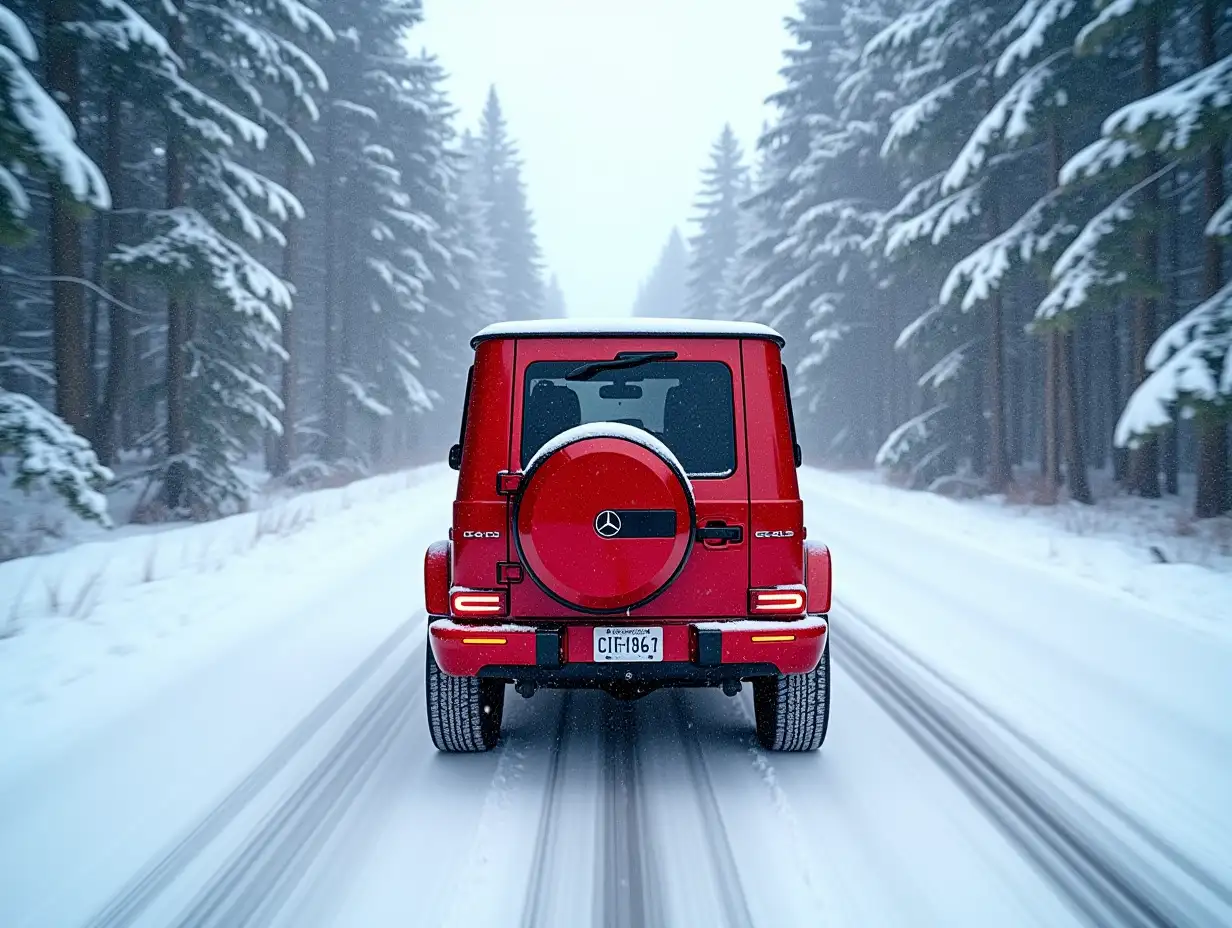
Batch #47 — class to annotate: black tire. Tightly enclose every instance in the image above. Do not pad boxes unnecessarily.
[426,643,505,753]
[753,639,830,752]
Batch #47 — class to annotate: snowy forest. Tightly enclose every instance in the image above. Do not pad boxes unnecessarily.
[0,0,555,529]
[638,0,1232,519]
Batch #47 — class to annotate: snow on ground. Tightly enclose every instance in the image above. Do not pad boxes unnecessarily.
[805,467,1232,639]
[0,464,454,778]
[800,466,1232,889]
[1,461,1229,927]
[0,454,365,561]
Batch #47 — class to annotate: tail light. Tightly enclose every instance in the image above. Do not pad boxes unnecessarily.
[749,587,806,615]
[450,589,507,617]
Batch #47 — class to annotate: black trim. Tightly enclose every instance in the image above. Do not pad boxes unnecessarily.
[601,509,677,539]
[696,628,723,667]
[511,428,697,616]
[566,350,679,381]
[695,523,743,544]
[450,365,474,471]
[477,661,780,687]
[497,562,524,584]
[518,359,738,478]
[472,328,786,349]
[536,629,562,668]
[782,364,803,469]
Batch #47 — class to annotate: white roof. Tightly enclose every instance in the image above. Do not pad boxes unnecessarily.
[471,316,785,347]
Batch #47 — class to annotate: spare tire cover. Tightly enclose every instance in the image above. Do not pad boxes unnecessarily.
[514,424,696,613]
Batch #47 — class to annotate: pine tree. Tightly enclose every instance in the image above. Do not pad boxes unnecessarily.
[112,0,331,515]
[476,87,544,320]
[869,0,1118,501]
[70,0,196,466]
[1103,0,1232,516]
[454,129,502,329]
[0,1,112,522]
[686,125,748,319]
[633,228,689,317]
[543,274,567,317]
[0,0,519,532]
[413,120,504,452]
[744,1,906,468]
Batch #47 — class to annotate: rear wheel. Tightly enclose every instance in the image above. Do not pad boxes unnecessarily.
[426,644,505,752]
[753,640,829,752]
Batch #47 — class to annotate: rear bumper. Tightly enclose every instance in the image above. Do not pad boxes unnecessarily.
[428,615,828,681]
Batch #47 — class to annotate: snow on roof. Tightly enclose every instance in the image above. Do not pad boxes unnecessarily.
[471,317,786,348]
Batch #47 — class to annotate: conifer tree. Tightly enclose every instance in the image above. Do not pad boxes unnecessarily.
[633,229,689,317]
[0,1,112,522]
[543,274,567,318]
[476,88,544,320]
[113,0,331,514]
[686,125,748,319]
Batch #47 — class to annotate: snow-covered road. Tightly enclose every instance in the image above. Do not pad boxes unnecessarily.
[1,466,1229,927]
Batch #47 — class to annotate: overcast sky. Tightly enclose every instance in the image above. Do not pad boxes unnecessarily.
[417,0,798,319]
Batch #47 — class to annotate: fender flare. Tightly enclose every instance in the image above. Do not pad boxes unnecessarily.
[424,540,451,616]
[804,540,832,614]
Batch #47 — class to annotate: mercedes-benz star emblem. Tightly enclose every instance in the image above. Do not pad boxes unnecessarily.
[594,510,622,539]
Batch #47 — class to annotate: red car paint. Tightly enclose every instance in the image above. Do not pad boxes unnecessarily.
[514,433,695,613]
[429,615,828,679]
[425,320,831,725]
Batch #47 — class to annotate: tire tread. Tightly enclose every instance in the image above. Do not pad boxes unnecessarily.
[426,643,504,753]
[754,641,830,752]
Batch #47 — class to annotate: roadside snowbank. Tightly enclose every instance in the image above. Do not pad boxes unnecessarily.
[800,467,1232,883]
[0,465,455,770]
[801,468,1231,639]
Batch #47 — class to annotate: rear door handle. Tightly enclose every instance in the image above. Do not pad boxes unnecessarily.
[695,523,743,546]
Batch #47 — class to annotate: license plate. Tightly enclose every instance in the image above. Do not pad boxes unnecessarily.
[593,627,663,662]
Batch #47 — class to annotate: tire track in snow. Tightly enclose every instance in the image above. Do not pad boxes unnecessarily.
[84,614,425,928]
[170,653,420,928]
[599,700,664,928]
[838,603,1227,928]
[839,602,1232,915]
[519,692,574,928]
[669,693,755,928]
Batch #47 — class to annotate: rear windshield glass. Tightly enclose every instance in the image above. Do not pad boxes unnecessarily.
[521,360,736,477]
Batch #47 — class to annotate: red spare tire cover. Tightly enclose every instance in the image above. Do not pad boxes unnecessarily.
[514,424,696,614]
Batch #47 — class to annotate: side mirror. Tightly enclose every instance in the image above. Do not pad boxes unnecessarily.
[793,443,803,468]
[448,444,462,470]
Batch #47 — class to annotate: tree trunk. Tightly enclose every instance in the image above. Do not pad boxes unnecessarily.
[1081,318,1101,470]
[1195,0,1229,518]
[1059,331,1093,504]
[274,111,302,477]
[1162,174,1182,495]
[1108,308,1128,482]
[1087,308,1106,471]
[1041,333,1059,501]
[163,17,190,510]
[1047,124,1092,504]
[1039,127,1064,502]
[984,222,1012,491]
[1128,10,1162,498]
[46,0,89,434]
[95,87,129,466]
[322,100,345,463]
[88,210,105,418]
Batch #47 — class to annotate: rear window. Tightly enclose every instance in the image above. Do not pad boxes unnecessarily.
[521,360,736,477]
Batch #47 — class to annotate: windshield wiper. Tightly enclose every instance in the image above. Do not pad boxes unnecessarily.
[565,350,678,381]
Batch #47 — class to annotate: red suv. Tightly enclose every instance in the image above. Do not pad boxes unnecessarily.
[424,319,831,752]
